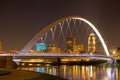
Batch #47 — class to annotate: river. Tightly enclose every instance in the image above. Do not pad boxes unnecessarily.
[17,63,120,80]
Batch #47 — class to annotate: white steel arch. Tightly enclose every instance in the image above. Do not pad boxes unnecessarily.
[20,16,110,56]
[74,17,109,56]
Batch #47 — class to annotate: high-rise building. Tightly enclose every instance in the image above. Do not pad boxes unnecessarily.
[0,41,2,51]
[66,36,76,52]
[88,33,96,53]
[48,44,59,53]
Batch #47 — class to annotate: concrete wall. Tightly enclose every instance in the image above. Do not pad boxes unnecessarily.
[0,56,18,69]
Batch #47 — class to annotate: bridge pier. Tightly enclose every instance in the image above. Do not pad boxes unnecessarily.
[6,56,14,69]
[0,56,18,69]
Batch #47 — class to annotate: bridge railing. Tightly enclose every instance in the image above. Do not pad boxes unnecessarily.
[0,53,116,63]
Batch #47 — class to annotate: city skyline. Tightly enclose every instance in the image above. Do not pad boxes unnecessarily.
[0,0,120,51]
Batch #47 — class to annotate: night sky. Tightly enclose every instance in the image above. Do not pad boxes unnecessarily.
[0,0,120,51]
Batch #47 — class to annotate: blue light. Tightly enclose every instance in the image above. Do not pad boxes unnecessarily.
[36,43,47,50]
[35,67,45,73]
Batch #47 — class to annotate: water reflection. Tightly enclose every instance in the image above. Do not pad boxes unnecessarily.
[18,64,117,80]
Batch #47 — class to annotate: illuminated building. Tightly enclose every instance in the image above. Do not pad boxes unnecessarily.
[66,36,84,53]
[8,49,19,53]
[88,33,96,53]
[48,44,59,53]
[110,47,120,59]
[36,43,47,51]
[66,36,76,52]
[0,41,3,54]
[73,44,84,53]
[0,41,2,51]
[29,43,47,53]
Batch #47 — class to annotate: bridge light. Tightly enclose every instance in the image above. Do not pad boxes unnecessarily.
[36,64,41,66]
[50,28,53,31]
[112,49,117,55]
[59,23,61,25]
[21,63,25,66]
[28,63,33,66]
[40,37,43,40]
[90,53,93,55]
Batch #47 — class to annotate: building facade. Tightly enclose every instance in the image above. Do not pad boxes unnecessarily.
[88,33,96,53]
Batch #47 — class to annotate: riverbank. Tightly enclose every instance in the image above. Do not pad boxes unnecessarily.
[0,68,68,80]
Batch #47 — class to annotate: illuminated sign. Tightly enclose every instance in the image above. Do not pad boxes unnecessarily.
[36,43,47,50]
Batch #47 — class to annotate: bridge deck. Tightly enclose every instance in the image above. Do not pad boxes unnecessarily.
[0,53,116,63]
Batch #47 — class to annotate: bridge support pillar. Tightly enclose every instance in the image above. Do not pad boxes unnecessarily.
[0,56,17,69]
[6,56,14,69]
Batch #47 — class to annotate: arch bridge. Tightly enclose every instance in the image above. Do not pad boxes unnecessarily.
[17,16,116,63]
[20,16,109,56]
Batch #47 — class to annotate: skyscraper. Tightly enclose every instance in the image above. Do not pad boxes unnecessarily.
[88,33,96,53]
[66,36,76,52]
[0,41,2,51]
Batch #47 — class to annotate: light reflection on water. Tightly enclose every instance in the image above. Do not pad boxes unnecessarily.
[18,64,118,80]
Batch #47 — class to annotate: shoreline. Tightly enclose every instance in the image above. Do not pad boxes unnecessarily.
[0,68,68,80]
